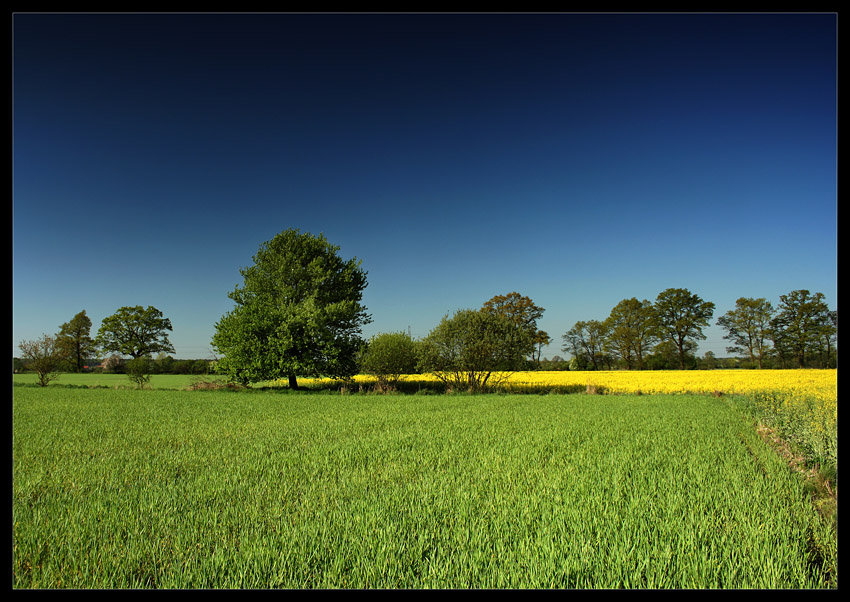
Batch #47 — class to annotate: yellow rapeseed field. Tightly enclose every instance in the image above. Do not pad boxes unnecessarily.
[297,368,836,399]
[501,368,837,398]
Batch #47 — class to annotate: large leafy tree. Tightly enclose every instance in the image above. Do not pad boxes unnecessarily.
[212,229,371,389]
[716,297,774,368]
[604,298,657,370]
[482,292,545,329]
[652,288,715,370]
[96,305,175,359]
[417,309,533,392]
[56,310,97,372]
[769,290,833,368]
[481,292,545,368]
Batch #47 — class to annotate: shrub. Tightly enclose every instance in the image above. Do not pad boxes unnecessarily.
[125,357,153,389]
[18,335,63,387]
[359,332,418,390]
[417,309,533,392]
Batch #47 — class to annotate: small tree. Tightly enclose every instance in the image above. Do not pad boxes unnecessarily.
[95,306,174,387]
[359,331,418,390]
[532,329,552,367]
[18,335,63,386]
[562,320,609,371]
[125,357,153,389]
[646,339,696,370]
[156,353,175,374]
[701,350,718,370]
[418,309,532,392]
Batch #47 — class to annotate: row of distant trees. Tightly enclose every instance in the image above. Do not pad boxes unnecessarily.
[15,229,837,390]
[355,287,836,392]
[15,306,212,387]
[558,289,836,371]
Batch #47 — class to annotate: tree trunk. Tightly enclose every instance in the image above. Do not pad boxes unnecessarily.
[288,374,299,390]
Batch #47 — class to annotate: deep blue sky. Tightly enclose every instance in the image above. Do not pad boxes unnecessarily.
[13,13,837,360]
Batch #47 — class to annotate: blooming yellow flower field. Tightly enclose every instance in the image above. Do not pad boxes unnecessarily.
[502,368,837,398]
[299,368,836,399]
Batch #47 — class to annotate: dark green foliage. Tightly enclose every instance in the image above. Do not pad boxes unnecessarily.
[652,288,715,370]
[417,309,533,392]
[212,229,371,389]
[769,290,835,368]
[359,331,418,389]
[481,292,545,366]
[124,357,153,389]
[96,306,175,359]
[716,297,774,369]
[55,310,96,373]
[562,320,610,371]
[646,339,697,370]
[604,298,657,370]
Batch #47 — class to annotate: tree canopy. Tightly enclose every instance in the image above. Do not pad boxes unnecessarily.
[716,297,774,369]
[604,298,657,370]
[95,306,175,359]
[212,229,371,389]
[481,292,545,368]
[417,308,533,392]
[56,310,96,372]
[481,292,544,330]
[652,288,715,370]
[769,289,834,368]
[562,319,610,371]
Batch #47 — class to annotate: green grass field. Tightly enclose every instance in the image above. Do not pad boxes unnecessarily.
[12,372,223,390]
[12,386,837,588]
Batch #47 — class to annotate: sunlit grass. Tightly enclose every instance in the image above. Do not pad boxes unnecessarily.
[13,387,836,588]
[294,369,838,471]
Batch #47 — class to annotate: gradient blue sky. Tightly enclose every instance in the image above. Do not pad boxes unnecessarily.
[13,13,837,360]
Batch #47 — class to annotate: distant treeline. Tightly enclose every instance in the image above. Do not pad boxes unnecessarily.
[555,289,836,372]
[534,353,826,371]
[12,285,837,384]
[13,355,214,376]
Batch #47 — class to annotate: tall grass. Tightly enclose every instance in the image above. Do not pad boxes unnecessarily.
[13,388,836,588]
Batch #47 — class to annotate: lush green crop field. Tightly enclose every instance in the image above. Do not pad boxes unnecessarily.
[12,387,836,588]
[12,373,222,390]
